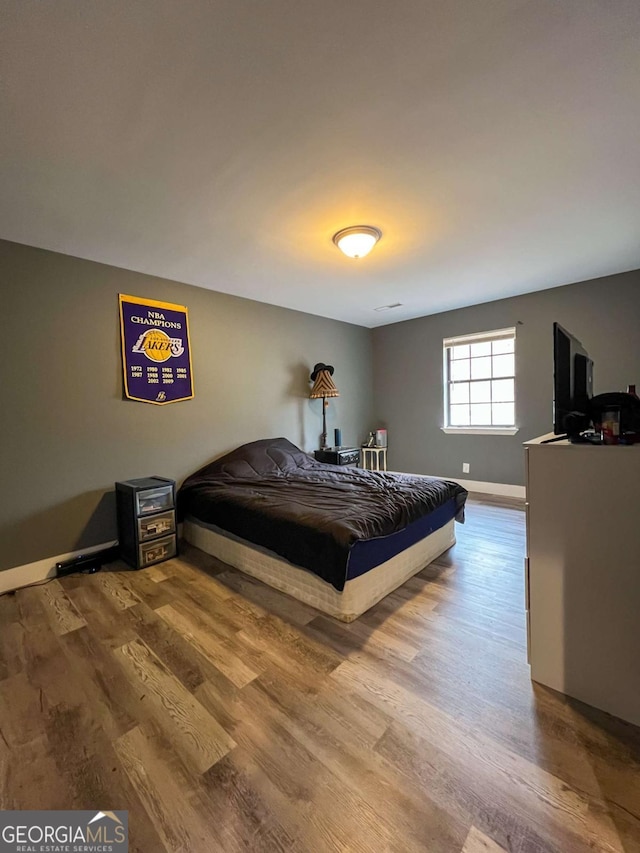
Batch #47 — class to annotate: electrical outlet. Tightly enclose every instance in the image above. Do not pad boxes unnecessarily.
[462,462,470,474]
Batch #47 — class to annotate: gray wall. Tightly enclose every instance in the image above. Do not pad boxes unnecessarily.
[4,236,638,571]
[372,269,640,485]
[1,240,373,572]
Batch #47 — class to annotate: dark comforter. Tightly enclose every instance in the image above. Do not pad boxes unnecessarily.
[178,437,467,590]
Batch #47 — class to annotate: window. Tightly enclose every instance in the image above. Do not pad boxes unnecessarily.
[443,328,517,434]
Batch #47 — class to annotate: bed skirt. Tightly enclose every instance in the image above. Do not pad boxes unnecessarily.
[183,517,456,622]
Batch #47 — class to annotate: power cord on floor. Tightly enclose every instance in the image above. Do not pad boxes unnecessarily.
[0,576,58,598]
[0,566,104,599]
[2,545,120,599]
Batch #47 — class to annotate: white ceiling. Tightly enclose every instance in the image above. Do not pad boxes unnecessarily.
[1,1,639,328]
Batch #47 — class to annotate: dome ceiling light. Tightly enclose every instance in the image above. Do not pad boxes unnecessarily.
[332,225,382,259]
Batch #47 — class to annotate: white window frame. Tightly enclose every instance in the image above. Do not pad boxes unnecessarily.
[442,327,518,436]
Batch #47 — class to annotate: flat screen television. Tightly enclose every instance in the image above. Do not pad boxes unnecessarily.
[553,322,593,435]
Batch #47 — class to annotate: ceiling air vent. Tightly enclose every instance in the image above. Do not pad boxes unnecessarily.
[373,303,403,312]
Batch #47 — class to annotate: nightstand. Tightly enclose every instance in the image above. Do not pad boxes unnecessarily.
[314,447,360,466]
[116,476,177,569]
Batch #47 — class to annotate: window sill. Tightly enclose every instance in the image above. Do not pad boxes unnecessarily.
[441,427,519,436]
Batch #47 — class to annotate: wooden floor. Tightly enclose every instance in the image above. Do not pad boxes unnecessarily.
[1,497,640,852]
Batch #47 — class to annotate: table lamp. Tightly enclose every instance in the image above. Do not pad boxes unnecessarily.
[309,363,339,450]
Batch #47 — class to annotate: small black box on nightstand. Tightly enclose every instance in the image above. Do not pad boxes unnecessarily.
[314,447,360,466]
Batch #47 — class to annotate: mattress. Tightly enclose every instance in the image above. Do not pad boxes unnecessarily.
[184,516,456,622]
[347,497,457,580]
[178,437,467,590]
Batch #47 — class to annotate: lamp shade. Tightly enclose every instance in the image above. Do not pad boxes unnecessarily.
[309,363,339,398]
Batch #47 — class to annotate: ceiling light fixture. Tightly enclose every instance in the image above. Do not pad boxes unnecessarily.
[332,225,382,259]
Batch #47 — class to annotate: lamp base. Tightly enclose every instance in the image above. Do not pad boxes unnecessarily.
[320,396,329,450]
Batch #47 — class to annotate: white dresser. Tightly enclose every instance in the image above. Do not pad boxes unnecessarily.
[524,434,640,726]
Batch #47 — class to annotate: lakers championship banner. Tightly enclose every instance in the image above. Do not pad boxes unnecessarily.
[119,294,194,405]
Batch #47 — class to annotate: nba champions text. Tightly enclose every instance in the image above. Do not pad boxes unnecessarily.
[131,310,182,329]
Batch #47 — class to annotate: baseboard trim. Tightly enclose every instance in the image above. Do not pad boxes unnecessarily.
[425,475,525,499]
[0,540,118,595]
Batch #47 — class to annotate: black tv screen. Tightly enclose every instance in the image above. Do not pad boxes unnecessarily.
[553,323,593,435]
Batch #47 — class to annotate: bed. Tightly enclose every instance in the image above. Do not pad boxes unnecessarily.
[178,437,467,621]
